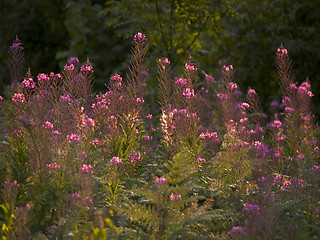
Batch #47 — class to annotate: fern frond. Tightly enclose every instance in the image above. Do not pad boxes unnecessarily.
[116,202,158,232]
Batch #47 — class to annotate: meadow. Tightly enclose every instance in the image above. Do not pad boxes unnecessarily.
[0,33,319,239]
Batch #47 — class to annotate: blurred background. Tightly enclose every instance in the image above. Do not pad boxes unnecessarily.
[1,0,320,117]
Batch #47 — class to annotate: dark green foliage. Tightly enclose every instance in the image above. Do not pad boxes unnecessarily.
[214,0,320,115]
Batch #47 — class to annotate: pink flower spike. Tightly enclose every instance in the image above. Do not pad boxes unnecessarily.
[205,74,214,83]
[12,93,25,104]
[175,78,187,85]
[185,63,197,71]
[67,134,79,144]
[285,107,294,113]
[155,177,167,184]
[197,157,206,163]
[228,82,237,89]
[247,89,256,95]
[110,74,122,87]
[276,48,288,56]
[110,156,123,164]
[241,102,250,109]
[42,121,54,130]
[271,120,282,129]
[81,63,94,73]
[21,77,35,89]
[64,64,75,71]
[133,32,147,42]
[170,193,175,201]
[81,164,93,174]
[217,93,228,100]
[223,65,233,72]
[159,57,170,64]
[183,88,195,99]
[37,73,50,82]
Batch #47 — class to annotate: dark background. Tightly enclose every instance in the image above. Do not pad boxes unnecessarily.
[1,0,319,118]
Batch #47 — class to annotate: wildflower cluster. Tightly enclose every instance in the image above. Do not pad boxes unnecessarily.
[0,36,319,240]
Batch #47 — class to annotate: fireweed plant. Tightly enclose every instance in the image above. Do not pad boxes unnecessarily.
[0,34,319,239]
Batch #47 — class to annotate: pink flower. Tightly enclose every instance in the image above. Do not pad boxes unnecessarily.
[155,177,167,184]
[12,93,25,104]
[21,77,35,89]
[59,93,72,103]
[110,74,122,86]
[133,32,147,42]
[50,72,62,79]
[159,57,170,64]
[90,139,100,145]
[289,83,297,89]
[298,86,307,94]
[271,120,282,129]
[223,65,233,72]
[247,89,256,95]
[144,135,153,140]
[175,78,187,85]
[129,151,141,163]
[51,130,60,136]
[228,82,237,89]
[10,42,24,50]
[135,97,144,103]
[197,157,206,163]
[71,193,80,199]
[205,74,214,83]
[185,63,197,71]
[81,164,93,174]
[296,154,304,161]
[276,48,288,56]
[170,193,175,201]
[217,93,228,100]
[67,134,79,144]
[146,114,152,119]
[0,96,3,101]
[37,73,50,82]
[82,117,95,127]
[285,107,294,113]
[183,88,195,99]
[241,102,250,109]
[42,121,54,130]
[110,156,123,164]
[81,63,94,73]
[46,162,61,169]
[81,151,88,159]
[240,118,248,123]
[312,165,320,171]
[64,64,75,71]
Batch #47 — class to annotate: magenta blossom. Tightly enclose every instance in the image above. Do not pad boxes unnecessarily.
[159,57,170,64]
[134,32,147,42]
[67,134,79,144]
[110,156,123,164]
[155,177,167,184]
[185,63,197,71]
[81,164,93,174]
[12,93,25,104]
